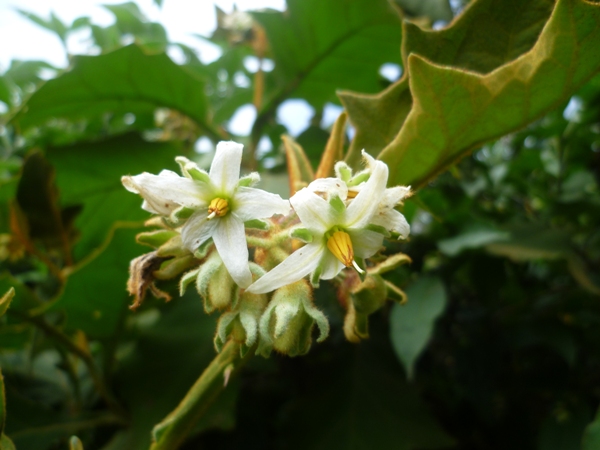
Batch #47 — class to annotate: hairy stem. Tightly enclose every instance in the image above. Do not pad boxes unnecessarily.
[150,340,252,450]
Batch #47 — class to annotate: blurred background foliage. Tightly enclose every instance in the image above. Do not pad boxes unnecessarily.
[1,0,600,448]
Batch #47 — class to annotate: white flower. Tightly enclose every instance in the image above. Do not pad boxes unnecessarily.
[247,151,396,294]
[122,141,291,288]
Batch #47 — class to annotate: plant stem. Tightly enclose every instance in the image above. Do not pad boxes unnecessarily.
[150,340,252,450]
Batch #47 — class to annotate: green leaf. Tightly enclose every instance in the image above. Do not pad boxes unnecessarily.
[340,0,555,164]
[390,275,446,379]
[284,323,454,450]
[583,407,600,450]
[394,0,453,22]
[11,45,218,138]
[46,133,181,260]
[379,0,600,187]
[253,0,402,111]
[45,227,142,338]
[438,224,510,256]
[484,225,571,261]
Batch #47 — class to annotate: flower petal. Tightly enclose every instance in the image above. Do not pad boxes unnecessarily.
[290,188,337,234]
[233,186,291,221]
[345,151,388,229]
[382,186,411,207]
[212,215,253,288]
[319,250,345,280]
[209,141,243,193]
[307,177,348,201]
[347,228,384,259]
[181,208,218,251]
[247,243,324,294]
[371,209,410,238]
[122,171,204,215]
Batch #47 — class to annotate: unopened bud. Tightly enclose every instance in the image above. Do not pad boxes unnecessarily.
[258,280,329,357]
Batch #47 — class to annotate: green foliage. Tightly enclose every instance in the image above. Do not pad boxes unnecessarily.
[390,276,447,379]
[1,0,599,448]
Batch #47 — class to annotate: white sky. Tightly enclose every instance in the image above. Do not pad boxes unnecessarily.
[0,0,351,136]
[0,0,285,70]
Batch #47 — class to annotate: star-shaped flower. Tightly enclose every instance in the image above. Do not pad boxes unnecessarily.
[247,151,403,294]
[122,141,291,288]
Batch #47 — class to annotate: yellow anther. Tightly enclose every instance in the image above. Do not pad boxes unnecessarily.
[327,230,363,273]
[207,197,229,220]
[347,189,359,199]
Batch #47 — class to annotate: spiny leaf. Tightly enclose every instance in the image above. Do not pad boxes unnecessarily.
[379,0,600,187]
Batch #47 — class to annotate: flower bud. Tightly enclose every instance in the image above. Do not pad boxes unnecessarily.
[258,280,329,357]
[189,250,236,313]
[215,288,268,356]
[343,274,387,342]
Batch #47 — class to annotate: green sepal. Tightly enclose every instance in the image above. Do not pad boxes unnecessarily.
[179,268,200,296]
[136,229,178,249]
[244,219,269,230]
[368,253,411,275]
[329,195,346,214]
[347,172,369,186]
[352,274,388,316]
[258,280,329,357]
[0,287,15,317]
[175,156,210,182]
[153,255,197,280]
[290,227,313,243]
[365,223,390,237]
[156,235,190,258]
[194,239,213,259]
[334,161,353,181]
[196,251,235,313]
[238,172,260,187]
[310,264,322,288]
[170,205,195,222]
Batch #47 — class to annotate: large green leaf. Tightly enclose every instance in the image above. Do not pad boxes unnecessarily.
[252,0,402,112]
[11,45,217,138]
[341,0,600,182]
[340,0,555,165]
[390,276,447,379]
[583,407,600,450]
[45,227,142,339]
[46,133,181,260]
[379,0,600,187]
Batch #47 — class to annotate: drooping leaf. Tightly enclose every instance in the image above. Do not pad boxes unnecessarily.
[11,45,219,139]
[378,0,600,187]
[46,133,182,260]
[252,0,402,112]
[14,152,80,260]
[390,276,446,379]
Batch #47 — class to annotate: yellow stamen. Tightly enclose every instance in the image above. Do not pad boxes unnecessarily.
[327,230,358,269]
[347,189,359,199]
[207,197,229,220]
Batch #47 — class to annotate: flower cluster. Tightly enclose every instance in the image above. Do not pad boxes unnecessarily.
[123,140,411,356]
